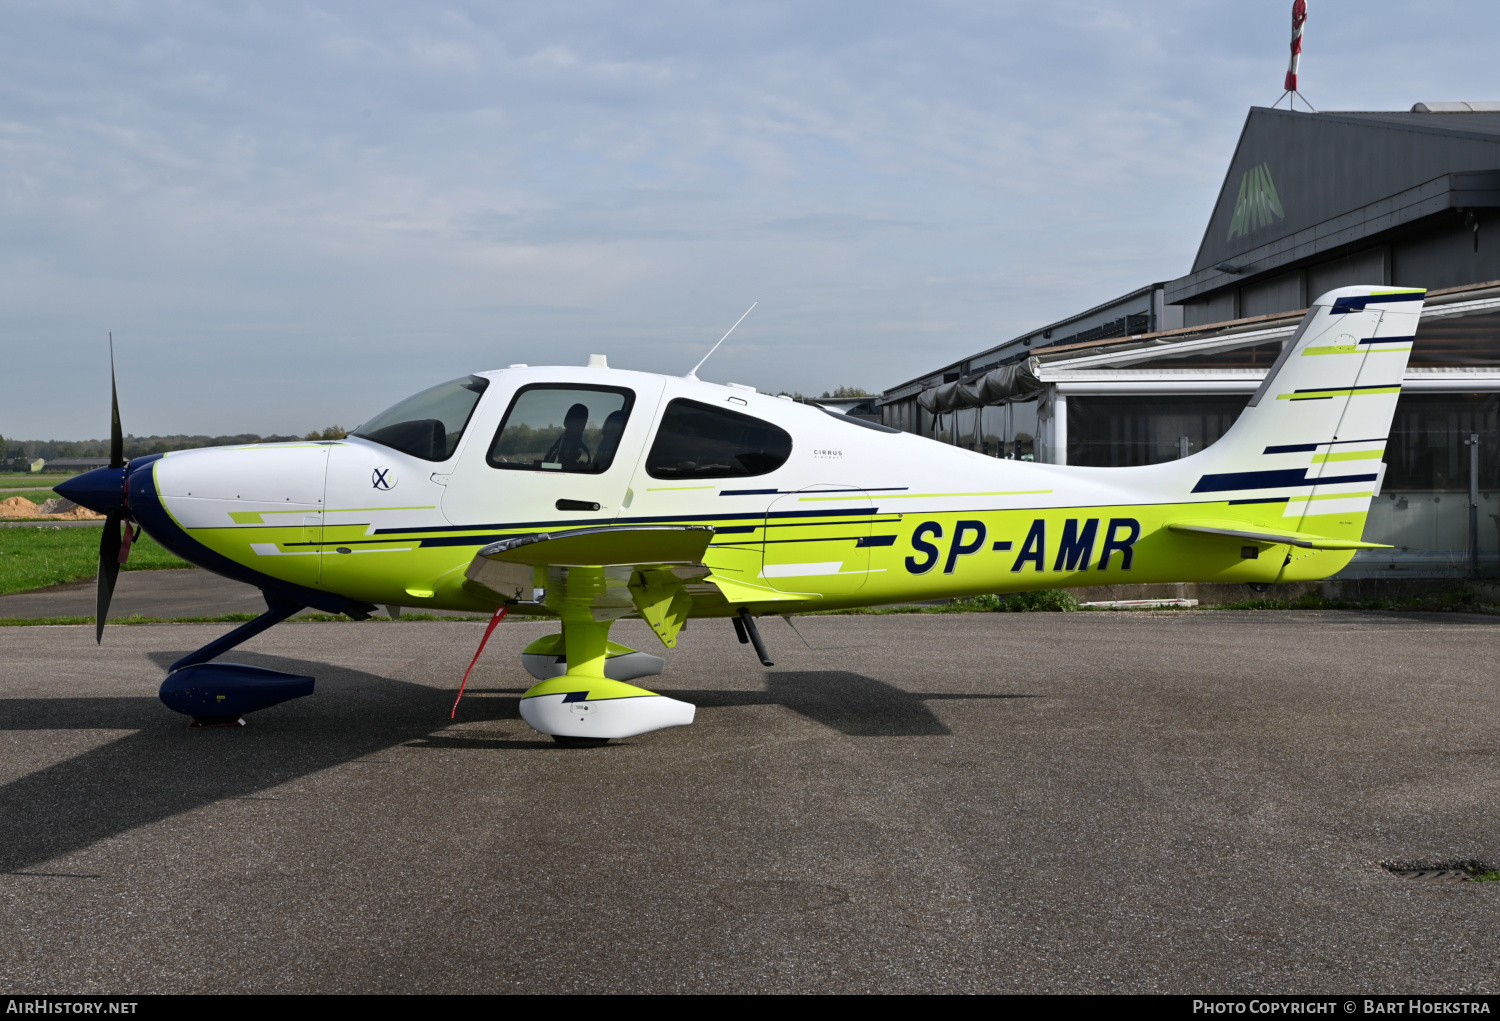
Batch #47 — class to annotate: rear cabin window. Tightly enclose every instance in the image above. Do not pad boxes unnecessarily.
[645,398,792,479]
[354,375,490,462]
[487,384,635,473]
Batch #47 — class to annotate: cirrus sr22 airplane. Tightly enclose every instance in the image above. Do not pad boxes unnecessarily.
[59,285,1423,746]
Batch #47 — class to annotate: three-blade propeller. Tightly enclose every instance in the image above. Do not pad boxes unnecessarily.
[95,334,135,643]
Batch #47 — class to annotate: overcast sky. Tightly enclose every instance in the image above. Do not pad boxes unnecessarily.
[3,1,1497,439]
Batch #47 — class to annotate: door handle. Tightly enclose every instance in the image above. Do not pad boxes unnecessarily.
[556,499,602,511]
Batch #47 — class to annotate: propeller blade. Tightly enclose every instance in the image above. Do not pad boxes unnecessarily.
[97,509,123,644]
[108,333,124,470]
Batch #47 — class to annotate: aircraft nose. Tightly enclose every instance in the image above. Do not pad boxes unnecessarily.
[54,465,129,515]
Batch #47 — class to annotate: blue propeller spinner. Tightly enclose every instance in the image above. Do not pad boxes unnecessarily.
[55,339,317,728]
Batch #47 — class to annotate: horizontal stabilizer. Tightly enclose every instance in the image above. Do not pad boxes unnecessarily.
[1166,519,1392,550]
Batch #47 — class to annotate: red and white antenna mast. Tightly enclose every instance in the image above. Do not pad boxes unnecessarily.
[1273,0,1316,111]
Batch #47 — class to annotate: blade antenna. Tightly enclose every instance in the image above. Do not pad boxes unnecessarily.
[686,302,756,380]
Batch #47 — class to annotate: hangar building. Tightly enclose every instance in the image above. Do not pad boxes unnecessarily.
[880,103,1500,579]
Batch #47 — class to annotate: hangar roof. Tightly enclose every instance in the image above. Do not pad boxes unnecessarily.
[1170,107,1500,304]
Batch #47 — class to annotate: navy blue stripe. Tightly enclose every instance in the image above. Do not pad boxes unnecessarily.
[374,506,878,535]
[856,535,898,547]
[1192,469,1312,493]
[764,536,866,545]
[377,512,763,534]
[1193,469,1381,493]
[1291,384,1400,394]
[1330,292,1424,313]
[719,488,778,496]
[764,516,901,530]
[1358,335,1415,345]
[410,515,903,548]
[420,534,525,548]
[1227,497,1290,505]
[1308,473,1380,485]
[1265,437,1386,453]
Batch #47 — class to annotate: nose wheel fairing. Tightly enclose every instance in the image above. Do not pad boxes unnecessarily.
[520,674,695,741]
[516,605,694,742]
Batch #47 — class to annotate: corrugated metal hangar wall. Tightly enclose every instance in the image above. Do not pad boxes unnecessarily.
[881,103,1500,580]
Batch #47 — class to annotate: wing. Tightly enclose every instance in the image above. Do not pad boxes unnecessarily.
[462,524,736,648]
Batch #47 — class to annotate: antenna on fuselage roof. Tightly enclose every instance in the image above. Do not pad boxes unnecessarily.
[686,302,757,380]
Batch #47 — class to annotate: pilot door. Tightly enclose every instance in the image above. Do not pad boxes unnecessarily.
[441,379,663,530]
[761,486,873,594]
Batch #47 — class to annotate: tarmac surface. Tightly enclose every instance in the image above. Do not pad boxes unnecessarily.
[3,611,1500,994]
[0,569,268,620]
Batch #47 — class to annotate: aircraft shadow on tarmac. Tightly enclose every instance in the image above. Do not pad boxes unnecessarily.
[0,652,1033,875]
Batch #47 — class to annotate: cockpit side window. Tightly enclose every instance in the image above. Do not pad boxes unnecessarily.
[354,375,489,462]
[645,398,792,479]
[487,384,636,473]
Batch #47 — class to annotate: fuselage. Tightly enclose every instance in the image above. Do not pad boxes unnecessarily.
[121,363,1371,617]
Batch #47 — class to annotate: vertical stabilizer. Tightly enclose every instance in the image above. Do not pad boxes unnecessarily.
[1174,285,1425,569]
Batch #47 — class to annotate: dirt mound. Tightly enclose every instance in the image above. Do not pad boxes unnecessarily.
[0,494,103,519]
[50,505,104,519]
[36,497,100,518]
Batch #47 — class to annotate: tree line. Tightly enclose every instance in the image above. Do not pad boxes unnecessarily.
[3,427,348,466]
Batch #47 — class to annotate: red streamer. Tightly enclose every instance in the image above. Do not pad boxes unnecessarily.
[118,524,138,564]
[451,604,509,718]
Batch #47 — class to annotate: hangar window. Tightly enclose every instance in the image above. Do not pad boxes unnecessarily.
[487,384,636,473]
[355,375,490,462]
[646,399,792,479]
[819,406,901,433]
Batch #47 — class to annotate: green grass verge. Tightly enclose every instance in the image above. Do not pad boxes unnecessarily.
[817,590,1083,614]
[0,488,62,505]
[0,476,74,490]
[0,526,188,595]
[0,612,523,627]
[1214,585,1497,614]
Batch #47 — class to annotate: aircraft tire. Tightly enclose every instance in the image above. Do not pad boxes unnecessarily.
[552,735,610,749]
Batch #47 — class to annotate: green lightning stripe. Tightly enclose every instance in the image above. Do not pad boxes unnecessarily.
[1277,386,1401,401]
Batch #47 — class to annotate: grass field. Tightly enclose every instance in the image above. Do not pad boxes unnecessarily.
[0,525,187,595]
[1,489,65,506]
[0,475,71,490]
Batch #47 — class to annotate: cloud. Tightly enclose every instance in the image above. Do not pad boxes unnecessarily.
[0,0,1496,436]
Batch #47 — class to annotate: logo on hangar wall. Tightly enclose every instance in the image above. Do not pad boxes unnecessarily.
[1226,162,1285,241]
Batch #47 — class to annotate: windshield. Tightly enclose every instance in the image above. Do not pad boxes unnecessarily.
[354,375,490,461]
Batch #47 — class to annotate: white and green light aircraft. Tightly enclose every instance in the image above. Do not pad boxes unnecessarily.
[60,285,1424,744]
